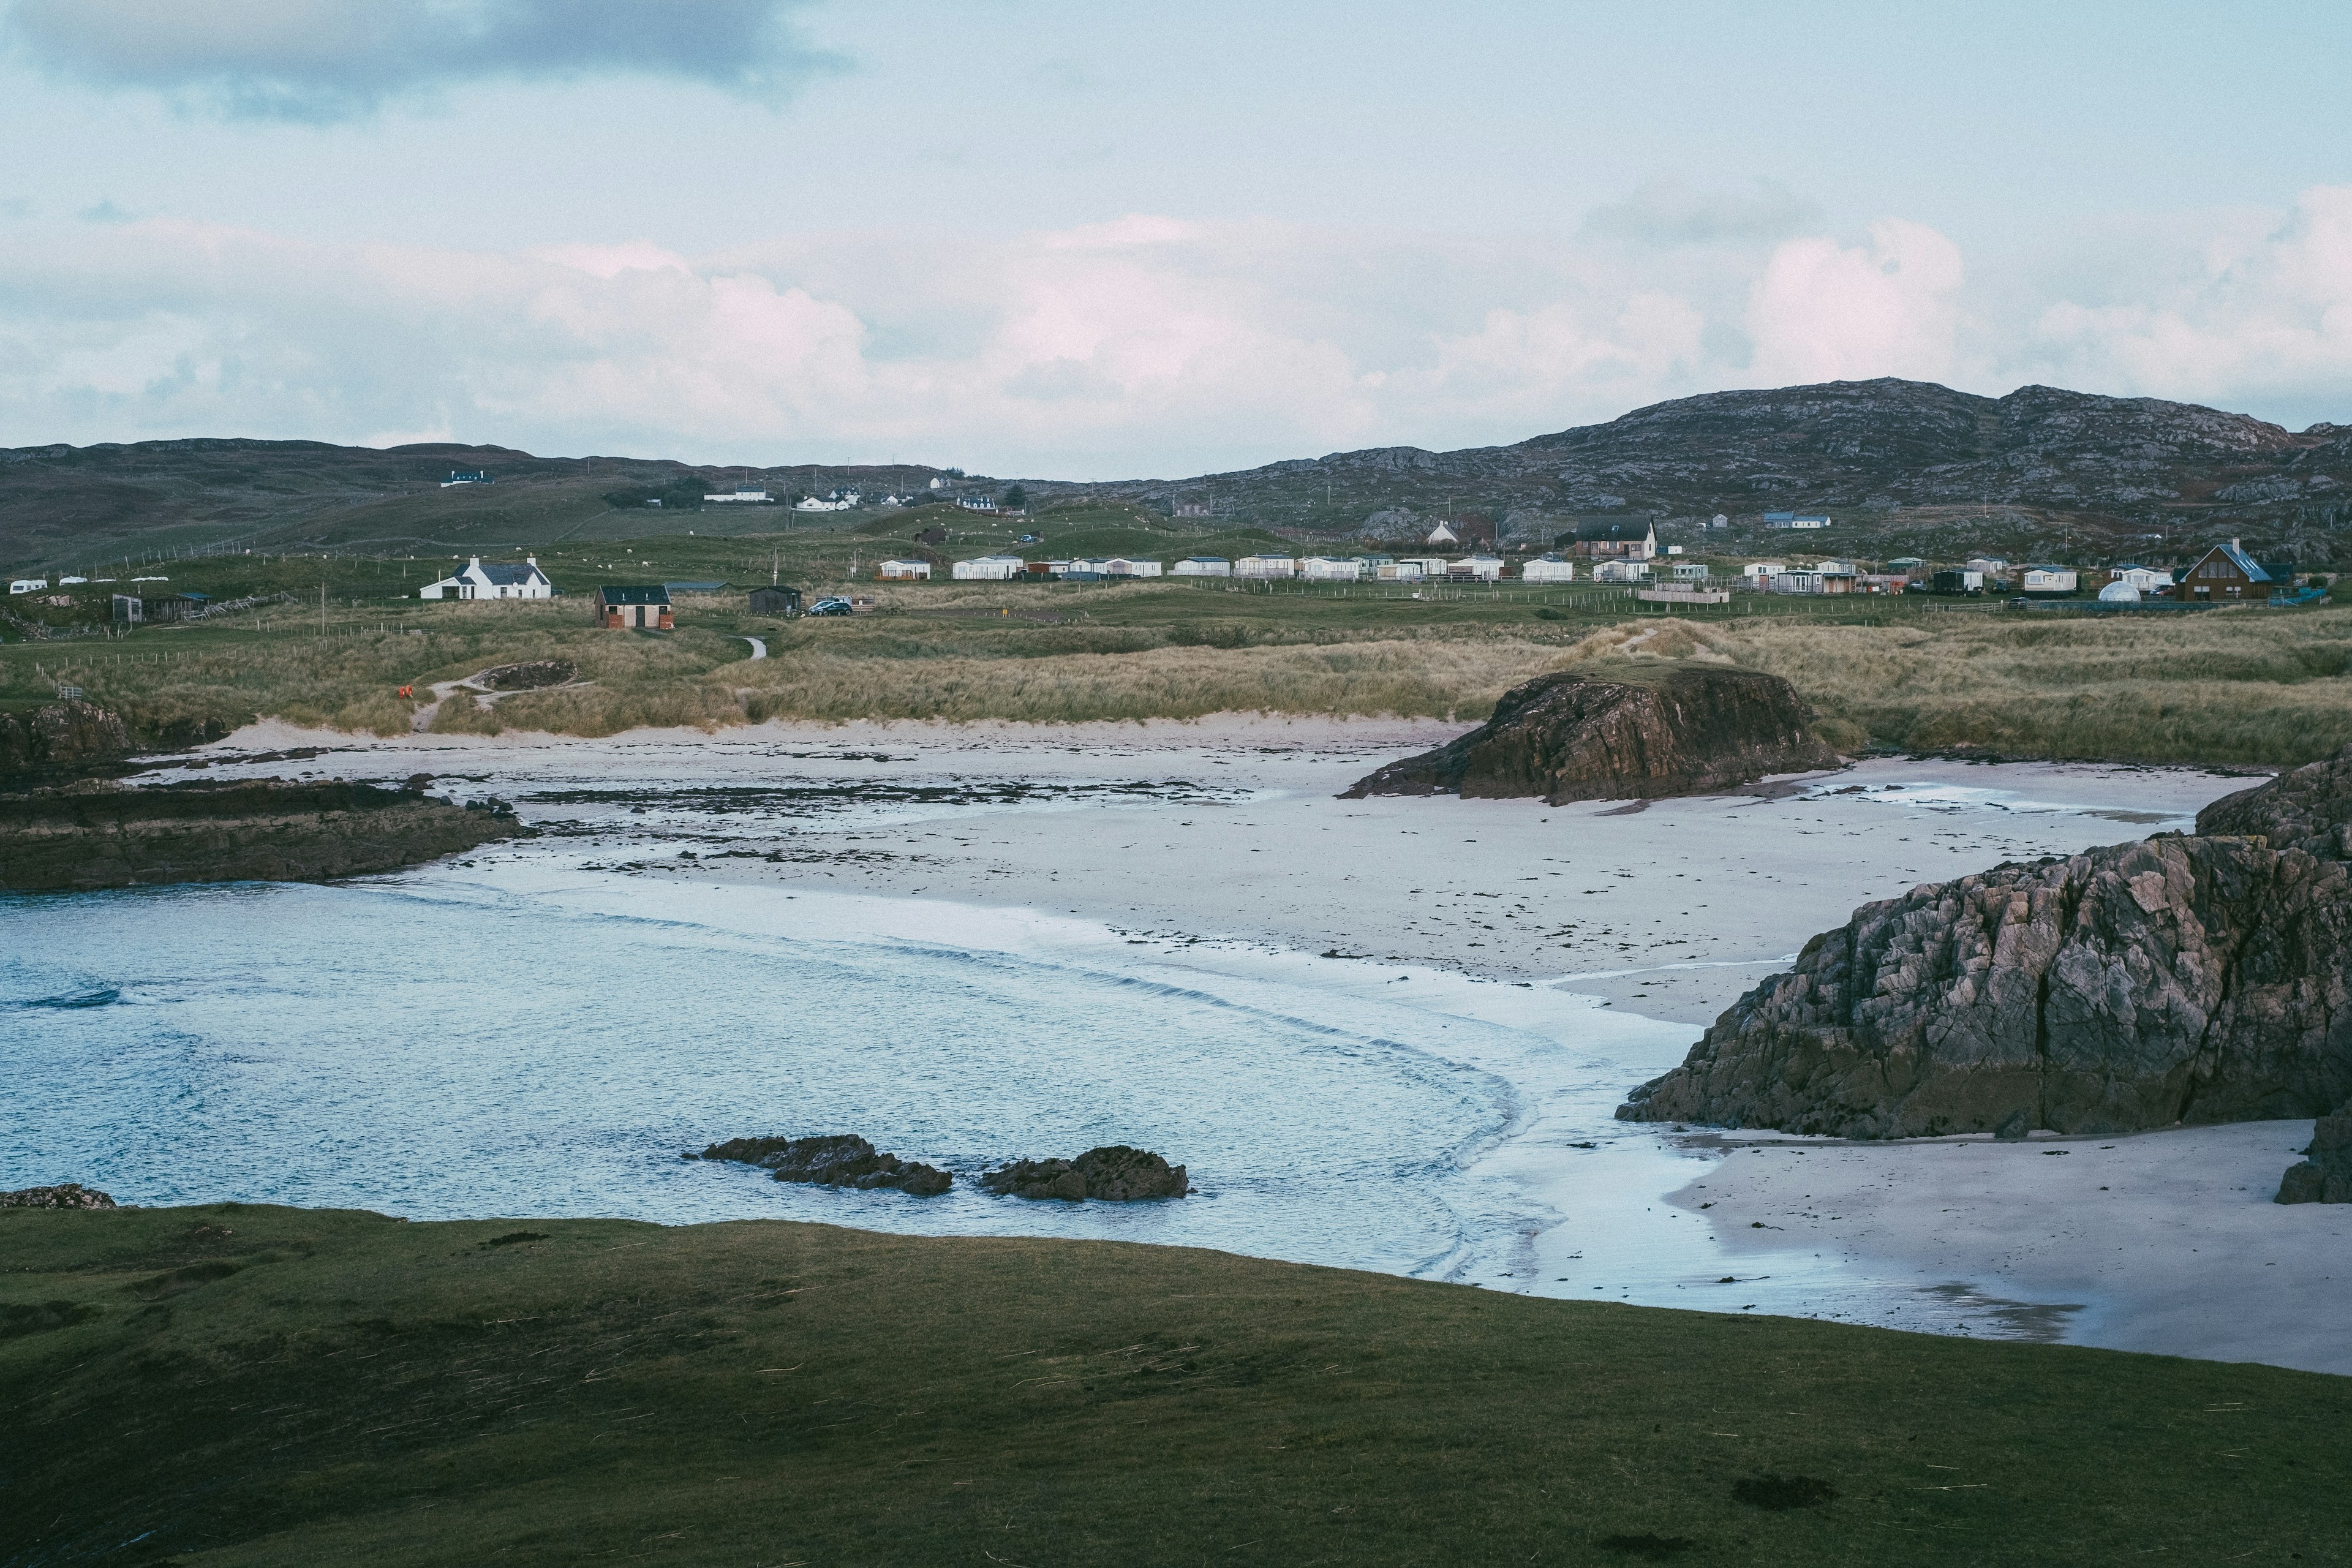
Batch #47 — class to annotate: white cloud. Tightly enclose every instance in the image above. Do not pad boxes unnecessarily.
[1745,218,1967,386]
[2019,184,2352,421]
[2,0,841,122]
[4,194,2351,475]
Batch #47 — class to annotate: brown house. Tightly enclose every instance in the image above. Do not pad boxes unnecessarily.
[597,584,672,630]
[1560,518,1657,560]
[2179,539,2290,601]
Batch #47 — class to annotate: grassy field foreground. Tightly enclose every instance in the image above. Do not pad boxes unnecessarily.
[3,1205,2346,1566]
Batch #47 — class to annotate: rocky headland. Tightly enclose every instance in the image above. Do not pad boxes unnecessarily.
[0,777,524,892]
[979,1145,1188,1201]
[1618,748,2352,1139]
[692,1134,952,1196]
[1343,665,1841,804]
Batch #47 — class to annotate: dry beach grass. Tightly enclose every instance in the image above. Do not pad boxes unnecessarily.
[7,580,2352,764]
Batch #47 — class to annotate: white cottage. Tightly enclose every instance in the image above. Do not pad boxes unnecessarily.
[420,557,553,601]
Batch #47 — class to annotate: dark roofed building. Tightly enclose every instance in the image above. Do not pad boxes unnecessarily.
[1558,517,1657,560]
[748,584,802,616]
[2180,538,2293,601]
[596,584,672,630]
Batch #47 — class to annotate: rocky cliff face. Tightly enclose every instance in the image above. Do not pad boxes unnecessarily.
[1617,751,2352,1137]
[0,701,134,777]
[2277,1105,2352,1203]
[0,778,524,892]
[1343,665,1841,805]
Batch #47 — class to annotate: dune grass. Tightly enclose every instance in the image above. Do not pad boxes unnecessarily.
[4,1203,2345,1567]
[8,560,2352,765]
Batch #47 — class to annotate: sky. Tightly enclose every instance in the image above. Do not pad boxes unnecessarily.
[5,0,2351,478]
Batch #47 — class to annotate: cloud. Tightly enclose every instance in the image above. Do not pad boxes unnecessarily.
[2018,185,2352,422]
[4,196,2351,476]
[3,0,843,121]
[1746,218,1967,385]
[1580,178,1821,247]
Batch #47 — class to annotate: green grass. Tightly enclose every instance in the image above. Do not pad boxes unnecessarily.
[4,1204,2344,1567]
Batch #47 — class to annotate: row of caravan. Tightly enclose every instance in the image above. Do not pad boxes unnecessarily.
[908,552,1548,584]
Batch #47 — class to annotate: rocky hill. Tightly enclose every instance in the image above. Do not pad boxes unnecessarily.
[8,379,2346,571]
[1062,379,2352,566]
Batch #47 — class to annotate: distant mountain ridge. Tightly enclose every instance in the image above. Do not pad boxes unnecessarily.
[1059,379,2352,554]
[6,378,2348,567]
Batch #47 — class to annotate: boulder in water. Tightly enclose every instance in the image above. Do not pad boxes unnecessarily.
[980,1145,1188,1201]
[1341,665,1841,804]
[692,1134,951,1197]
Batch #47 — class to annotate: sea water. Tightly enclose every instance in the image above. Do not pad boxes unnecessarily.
[2,873,1529,1277]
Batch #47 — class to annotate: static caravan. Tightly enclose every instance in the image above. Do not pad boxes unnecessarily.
[1174,556,1232,577]
[1301,557,1367,582]
[877,559,932,581]
[951,555,1026,581]
[1235,554,1297,579]
[1449,557,1504,582]
[1375,560,1427,582]
[1521,557,1575,584]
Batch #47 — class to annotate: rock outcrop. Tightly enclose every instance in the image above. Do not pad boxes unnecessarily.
[1343,665,1841,804]
[0,778,524,892]
[1617,749,2352,1137]
[0,1183,118,1209]
[692,1134,951,1197]
[980,1145,1188,1201]
[2277,1104,2352,1203]
[0,701,134,778]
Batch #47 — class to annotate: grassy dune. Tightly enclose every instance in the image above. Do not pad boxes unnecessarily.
[4,1204,2344,1566]
[7,521,2352,763]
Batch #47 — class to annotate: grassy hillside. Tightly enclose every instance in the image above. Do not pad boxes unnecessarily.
[4,1203,2343,1567]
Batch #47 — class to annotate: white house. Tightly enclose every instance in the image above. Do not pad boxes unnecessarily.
[709,488,772,504]
[1709,513,1730,529]
[441,470,491,487]
[59,575,86,585]
[794,492,857,512]
[9,577,47,594]
[954,496,998,512]
[951,555,1027,581]
[1741,562,1784,582]
[2021,566,2079,594]
[2105,564,2171,594]
[1424,521,1460,546]
[1302,556,1367,581]
[1522,557,1576,584]
[1812,559,1858,576]
[1173,556,1232,577]
[877,559,932,580]
[1235,554,1297,579]
[1792,514,1831,529]
[420,557,553,601]
[1449,556,1505,581]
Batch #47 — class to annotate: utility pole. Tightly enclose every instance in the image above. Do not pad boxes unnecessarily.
[320,582,326,635]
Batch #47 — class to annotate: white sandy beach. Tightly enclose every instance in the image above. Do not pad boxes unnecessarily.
[171,715,2352,1373]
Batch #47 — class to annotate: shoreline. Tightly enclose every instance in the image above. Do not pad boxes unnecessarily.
[94,715,2352,1373]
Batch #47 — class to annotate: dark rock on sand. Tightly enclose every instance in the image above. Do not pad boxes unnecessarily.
[0,700,134,778]
[693,1134,951,1196]
[0,777,525,892]
[980,1145,1188,1201]
[1619,747,2352,1137]
[2277,1103,2352,1203]
[0,1183,118,1209]
[475,660,575,692]
[1341,665,1840,805]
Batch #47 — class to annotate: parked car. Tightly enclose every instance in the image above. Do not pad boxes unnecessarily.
[808,596,854,616]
